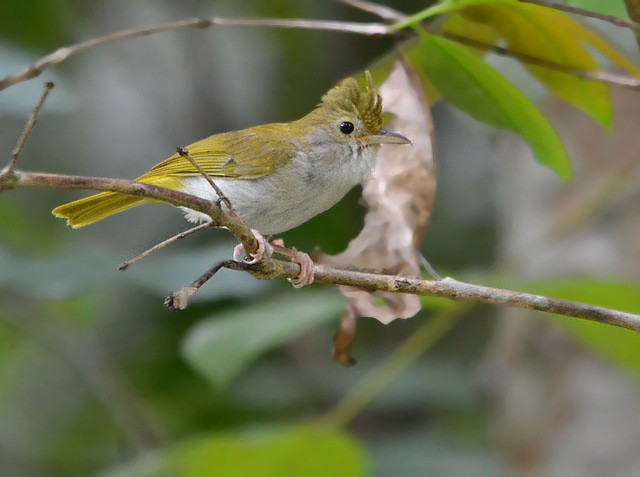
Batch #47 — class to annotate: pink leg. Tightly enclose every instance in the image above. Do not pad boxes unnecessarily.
[234,233,314,287]
[289,250,315,288]
[233,229,273,264]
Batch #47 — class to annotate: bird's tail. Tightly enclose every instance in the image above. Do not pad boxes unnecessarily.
[52,192,146,228]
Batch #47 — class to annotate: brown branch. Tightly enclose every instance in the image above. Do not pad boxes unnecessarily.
[0,169,259,256]
[0,17,390,91]
[520,0,640,33]
[2,8,636,97]
[160,241,640,333]
[256,262,640,333]
[1,168,638,333]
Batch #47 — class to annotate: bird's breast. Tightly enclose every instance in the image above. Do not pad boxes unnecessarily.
[179,147,378,235]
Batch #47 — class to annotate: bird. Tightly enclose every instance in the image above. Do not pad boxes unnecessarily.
[52,71,411,286]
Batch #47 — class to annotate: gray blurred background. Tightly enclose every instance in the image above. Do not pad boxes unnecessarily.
[1,1,639,476]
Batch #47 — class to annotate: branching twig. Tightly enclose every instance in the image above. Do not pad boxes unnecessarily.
[176,146,234,212]
[118,221,214,270]
[2,6,638,94]
[164,259,238,310]
[0,17,389,91]
[6,81,55,173]
[155,232,640,332]
[0,168,638,332]
[520,0,640,33]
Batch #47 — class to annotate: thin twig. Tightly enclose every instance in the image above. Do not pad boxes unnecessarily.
[0,17,390,91]
[176,147,234,212]
[6,82,55,173]
[520,0,640,33]
[1,9,636,95]
[338,0,408,21]
[418,252,442,280]
[164,260,236,310]
[442,31,640,90]
[118,221,214,270]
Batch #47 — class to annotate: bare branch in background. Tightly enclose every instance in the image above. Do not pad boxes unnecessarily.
[339,0,408,21]
[442,31,640,90]
[520,0,640,32]
[5,82,55,174]
[2,5,639,94]
[0,17,389,91]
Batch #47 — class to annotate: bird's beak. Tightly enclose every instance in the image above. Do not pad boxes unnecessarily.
[362,128,412,146]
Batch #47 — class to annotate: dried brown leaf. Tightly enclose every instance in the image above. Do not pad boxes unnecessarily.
[323,60,436,363]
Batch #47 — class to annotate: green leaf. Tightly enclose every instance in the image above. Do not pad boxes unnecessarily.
[460,3,613,126]
[104,427,366,477]
[526,279,640,383]
[182,290,343,388]
[409,32,571,179]
[397,0,640,127]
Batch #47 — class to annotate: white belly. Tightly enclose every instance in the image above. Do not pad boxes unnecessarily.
[178,148,377,235]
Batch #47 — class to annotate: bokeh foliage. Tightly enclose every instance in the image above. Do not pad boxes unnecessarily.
[1,1,639,476]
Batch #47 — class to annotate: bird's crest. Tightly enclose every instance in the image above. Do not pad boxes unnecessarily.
[320,71,383,133]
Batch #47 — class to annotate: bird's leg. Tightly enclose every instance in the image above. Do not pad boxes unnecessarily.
[234,234,314,287]
[271,239,314,288]
[289,250,315,288]
[233,229,273,264]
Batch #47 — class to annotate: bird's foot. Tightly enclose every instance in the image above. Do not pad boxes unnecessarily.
[236,236,314,287]
[288,249,315,288]
[233,229,273,264]
[272,239,314,287]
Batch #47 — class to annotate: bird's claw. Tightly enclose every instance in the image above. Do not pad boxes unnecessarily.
[233,229,273,264]
[288,250,315,288]
[233,232,314,287]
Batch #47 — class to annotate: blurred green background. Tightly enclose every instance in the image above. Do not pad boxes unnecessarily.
[1,1,640,476]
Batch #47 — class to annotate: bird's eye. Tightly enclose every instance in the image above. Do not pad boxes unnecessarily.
[339,121,354,135]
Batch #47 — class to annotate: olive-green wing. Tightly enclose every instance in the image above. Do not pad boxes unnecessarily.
[140,123,298,182]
